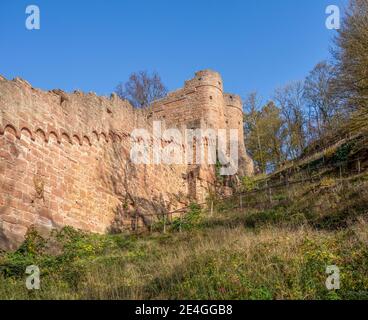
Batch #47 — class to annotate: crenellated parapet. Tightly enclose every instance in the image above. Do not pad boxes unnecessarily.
[0,76,159,146]
[224,93,242,111]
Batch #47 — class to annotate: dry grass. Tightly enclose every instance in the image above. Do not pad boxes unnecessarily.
[0,177,367,300]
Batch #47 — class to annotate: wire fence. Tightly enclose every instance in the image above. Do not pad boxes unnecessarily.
[127,155,367,235]
[268,133,367,178]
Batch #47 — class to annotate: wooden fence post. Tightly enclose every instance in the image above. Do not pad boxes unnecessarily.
[286,175,291,199]
[163,214,166,234]
[179,212,182,233]
[210,201,214,217]
[239,195,243,210]
[265,181,272,204]
[268,185,272,204]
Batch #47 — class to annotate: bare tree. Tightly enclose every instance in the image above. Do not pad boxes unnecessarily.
[274,81,306,159]
[243,93,265,173]
[333,0,368,111]
[303,61,342,140]
[115,71,168,108]
[244,93,286,173]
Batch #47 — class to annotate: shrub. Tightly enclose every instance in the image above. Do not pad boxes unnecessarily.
[241,176,258,192]
[171,203,202,232]
[320,177,336,188]
[332,143,353,165]
[17,227,46,257]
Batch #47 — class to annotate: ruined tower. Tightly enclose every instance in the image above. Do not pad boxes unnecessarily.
[152,69,254,176]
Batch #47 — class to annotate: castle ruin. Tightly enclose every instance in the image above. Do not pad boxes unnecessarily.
[0,69,254,250]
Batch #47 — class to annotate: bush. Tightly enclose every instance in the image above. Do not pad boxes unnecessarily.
[241,176,258,192]
[171,203,202,232]
[17,227,47,257]
[332,143,353,165]
[320,177,336,188]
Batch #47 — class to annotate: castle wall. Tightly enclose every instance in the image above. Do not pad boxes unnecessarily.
[0,77,188,250]
[0,70,253,250]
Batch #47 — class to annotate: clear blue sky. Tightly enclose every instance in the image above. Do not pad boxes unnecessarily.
[0,0,347,101]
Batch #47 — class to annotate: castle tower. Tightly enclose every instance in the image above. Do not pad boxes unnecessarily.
[151,69,226,131]
[151,69,254,177]
[224,93,254,176]
[152,70,254,200]
[185,70,226,130]
[224,94,246,154]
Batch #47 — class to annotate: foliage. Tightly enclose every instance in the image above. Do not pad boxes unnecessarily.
[244,0,368,174]
[332,143,353,165]
[171,203,202,232]
[0,176,367,300]
[319,177,336,188]
[17,226,47,257]
[215,159,224,184]
[241,176,258,192]
[244,98,286,173]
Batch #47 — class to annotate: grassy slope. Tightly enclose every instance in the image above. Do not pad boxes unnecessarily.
[0,174,367,300]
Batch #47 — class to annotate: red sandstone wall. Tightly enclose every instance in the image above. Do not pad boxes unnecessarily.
[152,70,254,177]
[0,76,189,250]
[0,70,253,250]
[152,70,225,129]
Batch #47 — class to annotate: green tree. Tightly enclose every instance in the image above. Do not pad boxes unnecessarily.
[244,93,267,173]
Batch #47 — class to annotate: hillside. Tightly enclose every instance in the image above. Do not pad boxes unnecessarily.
[0,167,367,300]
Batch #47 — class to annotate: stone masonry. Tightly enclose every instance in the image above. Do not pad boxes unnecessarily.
[0,69,254,250]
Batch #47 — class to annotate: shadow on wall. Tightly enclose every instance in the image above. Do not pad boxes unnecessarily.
[0,130,58,251]
[0,133,23,250]
[108,195,168,233]
[104,139,187,233]
[0,127,187,250]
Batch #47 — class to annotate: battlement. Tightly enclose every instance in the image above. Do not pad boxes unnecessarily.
[184,69,224,92]
[224,93,242,112]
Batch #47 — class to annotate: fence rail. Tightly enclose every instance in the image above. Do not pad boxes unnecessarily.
[128,155,367,234]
